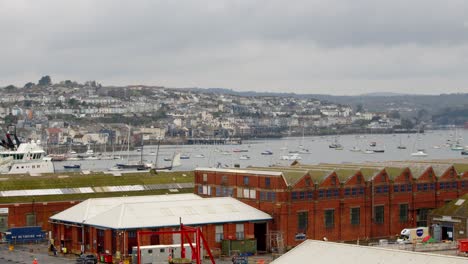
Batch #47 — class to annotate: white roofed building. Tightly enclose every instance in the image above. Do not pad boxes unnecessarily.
[49,193,271,259]
[272,240,467,264]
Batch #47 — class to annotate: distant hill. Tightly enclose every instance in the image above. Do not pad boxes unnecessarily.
[181,87,468,124]
[183,87,301,98]
[359,92,412,97]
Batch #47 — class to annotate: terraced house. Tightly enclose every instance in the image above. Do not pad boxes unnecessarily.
[194,160,468,250]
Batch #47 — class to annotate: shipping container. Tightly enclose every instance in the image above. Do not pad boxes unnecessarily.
[4,226,46,244]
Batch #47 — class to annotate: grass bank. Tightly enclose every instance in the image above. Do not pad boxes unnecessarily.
[0,171,195,203]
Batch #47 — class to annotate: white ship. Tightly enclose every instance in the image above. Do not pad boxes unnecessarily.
[0,128,54,174]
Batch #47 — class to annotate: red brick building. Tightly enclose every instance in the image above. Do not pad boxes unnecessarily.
[0,200,77,235]
[194,161,468,249]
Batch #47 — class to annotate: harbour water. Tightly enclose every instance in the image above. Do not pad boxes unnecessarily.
[56,129,468,172]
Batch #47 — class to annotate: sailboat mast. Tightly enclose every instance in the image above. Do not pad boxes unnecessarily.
[154,137,161,168]
[126,125,131,164]
[140,134,144,165]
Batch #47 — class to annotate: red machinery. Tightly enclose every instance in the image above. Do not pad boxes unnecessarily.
[137,223,215,264]
[459,239,468,254]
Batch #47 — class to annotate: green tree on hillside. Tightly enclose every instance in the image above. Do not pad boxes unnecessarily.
[4,85,17,92]
[24,82,35,89]
[38,75,52,86]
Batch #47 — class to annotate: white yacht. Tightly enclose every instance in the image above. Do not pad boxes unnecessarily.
[0,130,54,174]
[280,153,302,161]
[411,150,428,157]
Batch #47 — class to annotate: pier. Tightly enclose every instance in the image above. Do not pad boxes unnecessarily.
[186,137,242,145]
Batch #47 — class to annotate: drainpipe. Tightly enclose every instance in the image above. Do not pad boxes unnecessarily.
[371,178,374,239]
[82,221,85,253]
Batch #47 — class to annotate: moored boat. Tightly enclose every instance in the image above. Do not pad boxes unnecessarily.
[63,164,81,169]
[239,155,250,160]
[411,150,428,157]
[0,126,54,174]
[180,154,190,159]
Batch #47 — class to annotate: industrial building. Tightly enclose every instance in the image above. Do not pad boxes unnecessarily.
[49,194,272,259]
[271,240,468,264]
[194,160,468,249]
[428,193,468,241]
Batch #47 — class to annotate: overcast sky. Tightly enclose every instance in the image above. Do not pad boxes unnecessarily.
[1,0,468,95]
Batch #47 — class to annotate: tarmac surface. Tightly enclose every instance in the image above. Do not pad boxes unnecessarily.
[0,243,275,264]
[0,243,75,264]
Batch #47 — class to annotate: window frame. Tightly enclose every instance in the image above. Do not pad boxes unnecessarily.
[324,209,335,229]
[350,207,360,226]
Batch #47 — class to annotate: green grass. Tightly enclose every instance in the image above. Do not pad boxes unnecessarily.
[0,171,194,190]
[454,163,468,174]
[0,171,195,203]
[0,188,194,203]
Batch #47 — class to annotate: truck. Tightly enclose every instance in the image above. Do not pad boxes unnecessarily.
[396,227,429,244]
[4,226,46,244]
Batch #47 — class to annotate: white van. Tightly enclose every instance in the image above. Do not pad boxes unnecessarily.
[397,227,429,244]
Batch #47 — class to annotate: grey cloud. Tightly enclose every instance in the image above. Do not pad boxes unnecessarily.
[1,0,468,94]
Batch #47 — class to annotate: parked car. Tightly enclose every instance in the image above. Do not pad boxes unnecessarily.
[76,254,98,264]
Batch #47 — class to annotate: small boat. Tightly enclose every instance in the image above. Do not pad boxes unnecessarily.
[349,147,361,152]
[163,158,172,162]
[373,149,385,153]
[233,149,249,153]
[221,151,232,155]
[239,155,250,160]
[451,144,464,151]
[369,142,377,147]
[363,150,375,154]
[461,151,468,155]
[397,146,407,149]
[114,163,149,170]
[298,149,311,154]
[66,156,82,161]
[63,164,81,169]
[48,154,67,161]
[334,146,344,150]
[411,150,428,157]
[261,150,273,155]
[194,154,205,158]
[180,155,190,159]
[281,153,302,161]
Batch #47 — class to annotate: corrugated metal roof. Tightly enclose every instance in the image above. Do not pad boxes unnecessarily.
[272,240,467,264]
[50,194,201,224]
[50,194,272,229]
[196,167,283,176]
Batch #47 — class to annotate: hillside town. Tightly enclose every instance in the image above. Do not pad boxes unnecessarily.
[0,77,410,146]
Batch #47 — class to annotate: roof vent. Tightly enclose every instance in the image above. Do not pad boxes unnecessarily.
[455,199,465,206]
